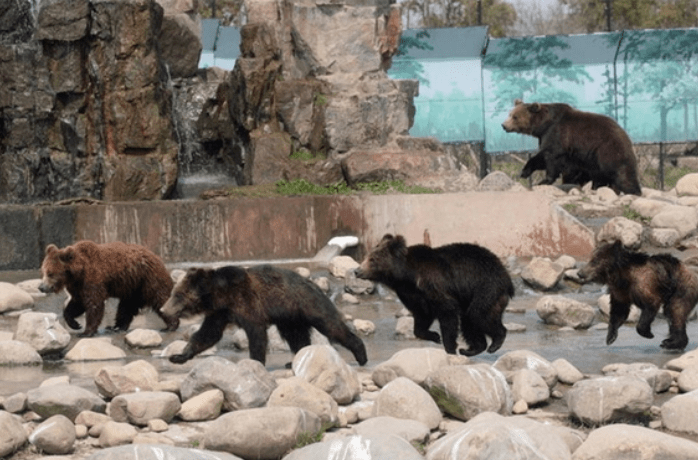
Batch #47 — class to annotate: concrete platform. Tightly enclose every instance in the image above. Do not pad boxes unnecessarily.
[0,192,595,270]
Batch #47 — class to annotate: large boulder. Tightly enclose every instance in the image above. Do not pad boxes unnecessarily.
[566,376,653,425]
[13,311,71,355]
[156,0,202,78]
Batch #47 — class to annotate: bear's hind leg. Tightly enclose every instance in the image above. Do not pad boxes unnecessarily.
[412,310,441,344]
[244,324,270,365]
[661,297,690,351]
[111,293,141,332]
[458,312,487,357]
[277,322,311,354]
[634,304,657,339]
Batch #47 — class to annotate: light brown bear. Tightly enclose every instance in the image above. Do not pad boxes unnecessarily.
[39,241,178,336]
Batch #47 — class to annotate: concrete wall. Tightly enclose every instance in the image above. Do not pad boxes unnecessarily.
[0,192,594,270]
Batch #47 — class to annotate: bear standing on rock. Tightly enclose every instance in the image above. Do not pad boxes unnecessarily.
[502,99,642,195]
[355,234,514,357]
[161,265,367,366]
[39,241,179,337]
[578,240,698,351]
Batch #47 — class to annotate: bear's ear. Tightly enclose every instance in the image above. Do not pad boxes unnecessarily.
[380,234,394,243]
[45,244,59,256]
[514,99,523,106]
[58,247,75,264]
[390,235,409,259]
[529,102,542,113]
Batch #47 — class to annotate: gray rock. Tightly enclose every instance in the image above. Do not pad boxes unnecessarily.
[64,338,127,361]
[665,348,698,371]
[283,434,424,460]
[267,376,339,426]
[110,391,181,426]
[649,228,680,247]
[521,257,565,291]
[94,359,160,399]
[477,171,516,191]
[28,414,75,455]
[86,444,244,460]
[629,197,668,219]
[552,358,584,385]
[98,421,138,448]
[651,205,698,238]
[14,311,71,355]
[371,347,451,387]
[424,364,512,421]
[0,340,42,365]
[572,423,698,460]
[511,369,550,406]
[372,377,442,429]
[353,416,430,445]
[124,329,163,348]
[180,357,276,411]
[178,389,224,422]
[0,411,28,458]
[426,411,571,460]
[2,392,27,413]
[0,282,34,313]
[328,255,359,278]
[602,362,672,393]
[494,350,558,387]
[204,407,320,459]
[597,216,644,248]
[535,295,596,329]
[292,345,360,404]
[27,383,106,421]
[566,376,653,425]
[661,388,698,435]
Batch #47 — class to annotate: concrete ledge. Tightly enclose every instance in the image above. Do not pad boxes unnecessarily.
[0,192,594,270]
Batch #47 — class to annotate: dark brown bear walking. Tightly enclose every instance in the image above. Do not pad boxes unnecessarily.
[578,240,698,350]
[161,265,367,366]
[39,241,178,337]
[502,99,642,195]
[355,234,514,357]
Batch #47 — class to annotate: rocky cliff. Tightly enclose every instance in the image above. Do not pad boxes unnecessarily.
[1,0,471,204]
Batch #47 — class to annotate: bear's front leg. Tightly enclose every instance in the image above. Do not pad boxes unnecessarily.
[80,287,109,337]
[606,297,631,345]
[412,311,440,344]
[63,295,85,330]
[244,324,269,365]
[170,310,229,364]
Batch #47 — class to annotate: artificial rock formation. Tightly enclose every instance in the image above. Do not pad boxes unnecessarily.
[0,0,201,203]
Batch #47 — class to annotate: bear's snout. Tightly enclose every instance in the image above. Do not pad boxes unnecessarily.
[38,282,52,294]
[354,267,367,280]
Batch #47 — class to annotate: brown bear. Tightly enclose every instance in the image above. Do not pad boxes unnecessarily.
[161,264,367,366]
[355,234,514,357]
[39,241,178,337]
[578,240,698,350]
[502,99,642,195]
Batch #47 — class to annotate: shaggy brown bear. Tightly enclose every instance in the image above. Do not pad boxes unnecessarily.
[39,241,178,337]
[355,234,514,357]
[502,99,641,195]
[161,265,367,366]
[578,240,698,350]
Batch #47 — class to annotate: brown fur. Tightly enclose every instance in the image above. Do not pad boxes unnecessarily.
[578,240,698,350]
[161,265,367,366]
[502,99,641,195]
[39,241,178,336]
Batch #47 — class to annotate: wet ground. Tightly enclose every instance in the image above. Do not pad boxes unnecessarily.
[1,265,696,400]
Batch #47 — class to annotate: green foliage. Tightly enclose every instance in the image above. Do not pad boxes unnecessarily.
[314,93,328,106]
[561,0,698,32]
[274,179,438,196]
[290,150,316,162]
[294,429,324,449]
[622,205,650,224]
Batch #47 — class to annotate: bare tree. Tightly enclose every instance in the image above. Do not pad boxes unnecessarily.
[509,0,582,36]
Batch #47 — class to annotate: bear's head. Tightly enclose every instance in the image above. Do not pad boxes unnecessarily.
[355,234,409,281]
[577,240,625,283]
[39,244,78,294]
[161,266,247,318]
[161,268,211,318]
[502,99,547,135]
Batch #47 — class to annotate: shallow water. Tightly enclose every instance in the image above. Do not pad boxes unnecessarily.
[0,267,695,398]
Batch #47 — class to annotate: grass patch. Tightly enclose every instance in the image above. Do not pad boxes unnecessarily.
[622,204,650,224]
[275,179,438,196]
[290,150,317,162]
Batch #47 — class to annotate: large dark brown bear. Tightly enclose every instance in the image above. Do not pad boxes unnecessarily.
[578,240,698,350]
[355,234,514,357]
[502,99,641,195]
[161,265,367,366]
[39,241,178,337]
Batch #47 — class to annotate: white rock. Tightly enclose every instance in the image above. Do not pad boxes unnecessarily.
[28,414,75,455]
[109,391,181,426]
[372,348,451,387]
[94,359,159,399]
[494,350,558,387]
[124,329,163,348]
[14,311,71,355]
[676,173,698,196]
[0,282,34,313]
[64,338,126,361]
[566,376,653,425]
[511,368,550,406]
[328,256,359,278]
[597,216,643,248]
[552,358,584,385]
[521,257,565,291]
[372,377,442,429]
[292,345,361,405]
[651,205,698,238]
[267,376,338,426]
[177,389,224,422]
[535,295,596,329]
